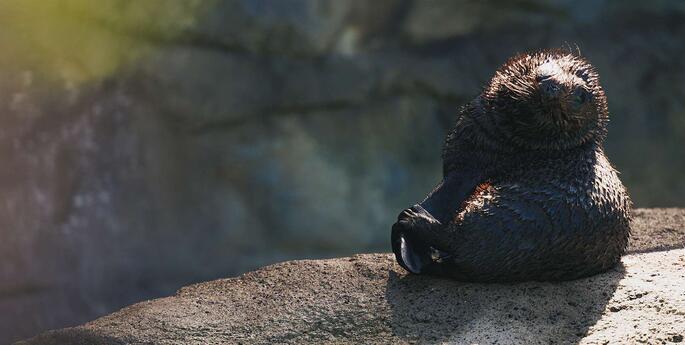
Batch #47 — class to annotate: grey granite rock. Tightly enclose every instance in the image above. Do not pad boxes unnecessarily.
[18,247,685,344]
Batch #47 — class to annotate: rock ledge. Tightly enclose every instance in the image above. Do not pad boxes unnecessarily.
[18,209,685,345]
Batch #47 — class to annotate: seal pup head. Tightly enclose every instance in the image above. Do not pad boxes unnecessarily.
[479,50,609,150]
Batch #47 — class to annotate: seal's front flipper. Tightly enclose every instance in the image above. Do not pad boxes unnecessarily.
[395,231,430,273]
[391,205,442,274]
[392,221,453,274]
[391,168,485,275]
[419,169,484,225]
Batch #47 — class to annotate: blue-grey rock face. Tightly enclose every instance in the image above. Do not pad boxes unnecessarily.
[1,1,685,342]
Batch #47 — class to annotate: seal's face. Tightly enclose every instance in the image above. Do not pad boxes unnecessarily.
[482,51,608,150]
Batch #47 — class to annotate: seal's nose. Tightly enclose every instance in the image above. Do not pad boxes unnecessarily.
[535,60,568,102]
[539,77,564,100]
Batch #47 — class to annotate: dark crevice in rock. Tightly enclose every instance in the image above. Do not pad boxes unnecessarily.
[63,4,330,60]
[185,86,465,135]
[0,284,50,300]
[187,100,361,135]
[71,11,253,57]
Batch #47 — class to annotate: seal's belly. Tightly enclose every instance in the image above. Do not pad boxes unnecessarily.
[441,172,630,281]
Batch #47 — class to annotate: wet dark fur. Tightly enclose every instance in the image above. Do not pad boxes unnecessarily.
[391,50,632,282]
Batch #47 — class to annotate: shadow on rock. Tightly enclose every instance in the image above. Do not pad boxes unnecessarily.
[385,264,625,344]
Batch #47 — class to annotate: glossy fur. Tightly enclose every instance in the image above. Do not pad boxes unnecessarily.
[391,50,632,282]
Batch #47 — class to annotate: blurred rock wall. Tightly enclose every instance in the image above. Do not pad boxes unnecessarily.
[2,0,685,342]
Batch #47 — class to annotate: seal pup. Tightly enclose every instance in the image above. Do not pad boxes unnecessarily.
[391,49,631,282]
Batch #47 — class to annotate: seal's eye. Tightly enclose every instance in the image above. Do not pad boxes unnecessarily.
[572,87,591,106]
[575,69,590,82]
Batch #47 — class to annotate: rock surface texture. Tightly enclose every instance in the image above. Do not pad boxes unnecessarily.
[18,209,685,345]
